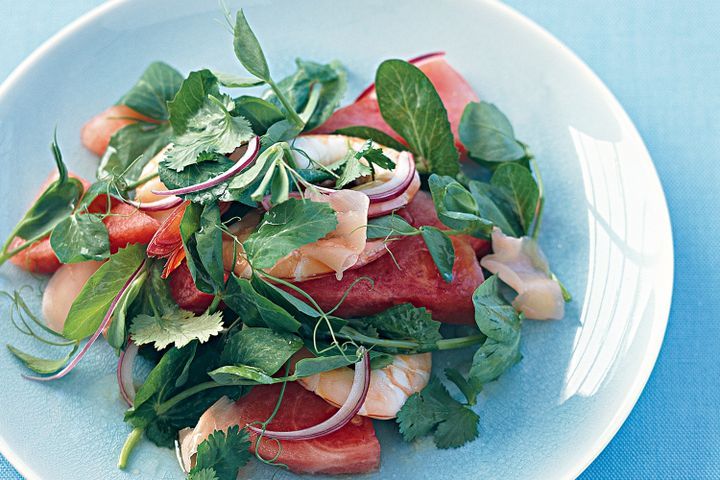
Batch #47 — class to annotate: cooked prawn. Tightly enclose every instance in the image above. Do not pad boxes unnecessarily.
[297,352,432,420]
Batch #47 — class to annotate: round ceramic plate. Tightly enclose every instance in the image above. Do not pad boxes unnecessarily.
[0,0,673,479]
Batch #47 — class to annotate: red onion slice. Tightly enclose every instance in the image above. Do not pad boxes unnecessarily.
[117,341,139,406]
[153,136,261,196]
[354,52,445,102]
[24,260,146,382]
[247,348,370,441]
[122,195,183,212]
[354,151,417,203]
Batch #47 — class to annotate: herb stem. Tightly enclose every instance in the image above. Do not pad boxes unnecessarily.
[155,381,221,415]
[529,155,545,240]
[124,172,159,191]
[208,294,222,314]
[118,427,143,469]
[267,79,304,128]
[337,327,486,352]
[436,334,486,350]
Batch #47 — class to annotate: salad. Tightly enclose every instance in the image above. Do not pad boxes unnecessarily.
[0,9,569,478]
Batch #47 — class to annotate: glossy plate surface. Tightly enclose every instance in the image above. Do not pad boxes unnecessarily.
[0,0,673,478]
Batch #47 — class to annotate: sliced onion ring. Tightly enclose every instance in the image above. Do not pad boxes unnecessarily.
[118,341,139,406]
[354,52,445,102]
[122,195,183,212]
[354,151,417,203]
[153,136,261,196]
[247,348,370,441]
[23,260,146,382]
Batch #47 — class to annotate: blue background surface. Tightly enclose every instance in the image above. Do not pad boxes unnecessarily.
[0,1,717,478]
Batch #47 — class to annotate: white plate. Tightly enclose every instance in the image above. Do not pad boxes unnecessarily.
[0,0,673,478]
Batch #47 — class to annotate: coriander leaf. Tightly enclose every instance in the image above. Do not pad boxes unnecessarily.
[459,101,525,162]
[233,96,284,135]
[191,425,251,480]
[118,62,184,121]
[366,214,418,239]
[358,304,442,349]
[233,10,271,81]
[420,226,455,283]
[243,198,337,269]
[213,71,265,88]
[490,163,539,235]
[188,468,219,480]
[335,126,407,152]
[468,181,522,237]
[396,376,453,441]
[361,143,396,170]
[375,59,459,175]
[62,244,145,340]
[4,140,84,249]
[224,276,301,333]
[165,94,253,171]
[49,213,109,263]
[98,122,172,183]
[266,58,348,131]
[168,70,221,135]
[6,343,78,375]
[159,156,237,205]
[336,149,372,188]
[433,405,480,449]
[130,310,224,350]
[220,327,302,373]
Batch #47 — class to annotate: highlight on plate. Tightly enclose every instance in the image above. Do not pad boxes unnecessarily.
[0,9,569,478]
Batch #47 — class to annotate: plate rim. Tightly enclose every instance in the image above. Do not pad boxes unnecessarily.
[0,1,674,479]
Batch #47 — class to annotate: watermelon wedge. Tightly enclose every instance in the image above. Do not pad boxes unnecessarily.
[168,262,214,314]
[314,52,478,152]
[179,382,380,475]
[103,203,160,254]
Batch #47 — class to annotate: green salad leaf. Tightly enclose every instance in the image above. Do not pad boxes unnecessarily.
[233,96,284,135]
[334,126,407,152]
[223,276,301,333]
[168,70,221,135]
[375,59,459,175]
[130,310,224,350]
[467,181,522,237]
[190,426,251,480]
[6,343,78,375]
[62,244,145,340]
[459,101,526,163]
[366,214,418,239]
[106,265,148,350]
[118,62,184,121]
[490,163,539,235]
[420,226,455,283]
[50,213,109,263]
[428,175,493,238]
[98,122,172,182]
[355,303,442,349]
[179,203,225,294]
[232,10,271,82]
[220,327,302,374]
[243,198,338,269]
[213,71,265,88]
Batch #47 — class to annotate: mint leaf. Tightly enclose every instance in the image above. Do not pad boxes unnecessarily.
[6,343,78,375]
[459,101,526,163]
[375,59,459,176]
[62,244,145,340]
[130,309,224,350]
[50,213,109,263]
[243,198,337,269]
[118,62,184,121]
[420,226,455,283]
[165,94,253,171]
[490,163,539,235]
[335,126,407,152]
[191,426,251,480]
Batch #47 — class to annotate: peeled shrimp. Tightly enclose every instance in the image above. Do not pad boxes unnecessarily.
[297,352,432,420]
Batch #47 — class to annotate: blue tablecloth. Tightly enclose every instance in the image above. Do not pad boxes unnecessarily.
[1,1,717,478]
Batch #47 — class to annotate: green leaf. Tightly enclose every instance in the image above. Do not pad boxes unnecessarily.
[132,343,198,409]
[191,426,251,480]
[9,141,84,243]
[428,175,493,238]
[366,214,418,239]
[420,226,455,283]
[168,70,221,135]
[159,156,237,205]
[358,304,442,349]
[267,58,348,131]
[213,71,265,88]
[490,163,539,234]
[375,59,459,175]
[49,214,109,263]
[98,122,171,183]
[179,203,219,294]
[444,367,480,406]
[224,276,301,333]
[335,126,407,152]
[210,354,356,386]
[220,327,302,374]
[195,203,225,291]
[336,150,372,188]
[6,343,78,375]
[243,198,338,269]
[433,405,480,449]
[232,10,270,81]
[467,181,522,237]
[459,101,526,163]
[233,96,284,135]
[62,244,145,340]
[107,266,148,350]
[188,468,219,480]
[165,94,253,171]
[468,276,522,385]
[130,310,224,350]
[118,62,184,120]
